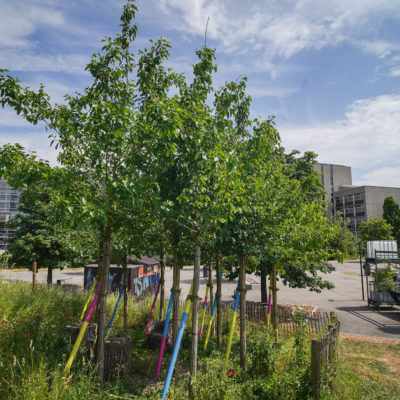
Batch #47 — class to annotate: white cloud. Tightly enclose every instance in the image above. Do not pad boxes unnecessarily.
[357,167,400,187]
[279,94,400,184]
[0,109,32,128]
[151,0,400,63]
[0,130,59,165]
[357,40,400,58]
[389,67,400,77]
[24,77,83,104]
[0,50,89,75]
[247,85,298,98]
[0,0,65,49]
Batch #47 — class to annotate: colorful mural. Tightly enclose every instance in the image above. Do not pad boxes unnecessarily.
[84,263,160,297]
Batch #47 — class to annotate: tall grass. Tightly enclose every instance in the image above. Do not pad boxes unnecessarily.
[2,279,398,399]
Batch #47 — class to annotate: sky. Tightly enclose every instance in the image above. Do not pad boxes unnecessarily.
[1,0,400,186]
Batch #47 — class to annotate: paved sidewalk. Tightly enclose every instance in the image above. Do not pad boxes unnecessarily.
[2,261,400,339]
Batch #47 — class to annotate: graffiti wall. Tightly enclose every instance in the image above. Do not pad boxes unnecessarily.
[84,264,160,298]
[130,265,160,297]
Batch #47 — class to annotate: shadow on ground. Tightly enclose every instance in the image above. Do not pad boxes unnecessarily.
[62,271,84,276]
[337,305,400,335]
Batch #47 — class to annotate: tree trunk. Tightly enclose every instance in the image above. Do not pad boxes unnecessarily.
[216,258,222,349]
[239,253,247,370]
[260,268,267,303]
[47,266,53,286]
[189,233,201,396]
[271,264,279,344]
[97,224,112,383]
[172,249,180,345]
[123,253,128,331]
[209,262,214,336]
[32,261,37,291]
[159,243,165,320]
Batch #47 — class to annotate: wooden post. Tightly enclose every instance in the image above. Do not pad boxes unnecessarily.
[260,268,267,303]
[32,261,37,290]
[271,264,279,344]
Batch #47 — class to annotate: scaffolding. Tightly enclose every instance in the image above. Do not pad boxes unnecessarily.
[0,178,20,253]
[364,241,400,310]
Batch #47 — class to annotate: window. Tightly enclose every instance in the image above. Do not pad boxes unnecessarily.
[354,193,364,201]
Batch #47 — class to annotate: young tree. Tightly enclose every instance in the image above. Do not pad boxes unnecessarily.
[8,187,96,284]
[326,216,358,259]
[383,196,400,242]
[8,189,69,283]
[0,1,177,381]
[360,218,394,242]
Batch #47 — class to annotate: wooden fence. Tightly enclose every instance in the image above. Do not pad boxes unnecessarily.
[311,319,340,398]
[244,302,335,334]
[136,298,335,335]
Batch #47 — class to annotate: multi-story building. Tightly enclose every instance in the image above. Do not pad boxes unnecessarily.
[333,186,400,237]
[0,178,20,253]
[314,163,353,212]
[314,163,400,238]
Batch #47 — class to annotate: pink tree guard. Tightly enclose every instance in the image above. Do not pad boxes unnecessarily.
[144,281,161,336]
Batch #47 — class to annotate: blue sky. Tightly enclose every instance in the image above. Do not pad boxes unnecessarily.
[1,0,400,186]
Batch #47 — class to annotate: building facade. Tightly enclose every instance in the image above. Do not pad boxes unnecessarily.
[333,186,400,237]
[314,163,352,208]
[0,178,20,253]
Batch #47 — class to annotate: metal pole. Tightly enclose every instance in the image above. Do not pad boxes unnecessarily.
[358,242,365,301]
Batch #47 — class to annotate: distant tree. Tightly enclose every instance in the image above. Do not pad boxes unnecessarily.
[7,186,97,284]
[359,218,394,242]
[383,196,400,242]
[326,216,358,259]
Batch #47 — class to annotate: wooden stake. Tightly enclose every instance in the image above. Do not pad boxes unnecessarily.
[32,261,37,290]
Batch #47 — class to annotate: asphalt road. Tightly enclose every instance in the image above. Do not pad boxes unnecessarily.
[2,260,400,339]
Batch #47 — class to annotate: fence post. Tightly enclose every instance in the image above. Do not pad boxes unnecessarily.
[32,261,37,291]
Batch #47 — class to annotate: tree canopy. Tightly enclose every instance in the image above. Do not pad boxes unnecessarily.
[360,217,394,242]
[0,0,343,382]
[383,196,400,243]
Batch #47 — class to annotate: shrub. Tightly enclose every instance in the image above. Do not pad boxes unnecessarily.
[247,332,278,378]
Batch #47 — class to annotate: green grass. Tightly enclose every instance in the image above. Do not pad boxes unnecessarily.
[1,279,399,399]
[322,339,400,400]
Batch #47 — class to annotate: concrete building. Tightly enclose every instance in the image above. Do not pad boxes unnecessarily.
[0,178,20,253]
[314,163,353,209]
[333,186,400,237]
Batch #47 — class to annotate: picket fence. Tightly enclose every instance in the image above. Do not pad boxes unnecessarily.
[311,319,340,398]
